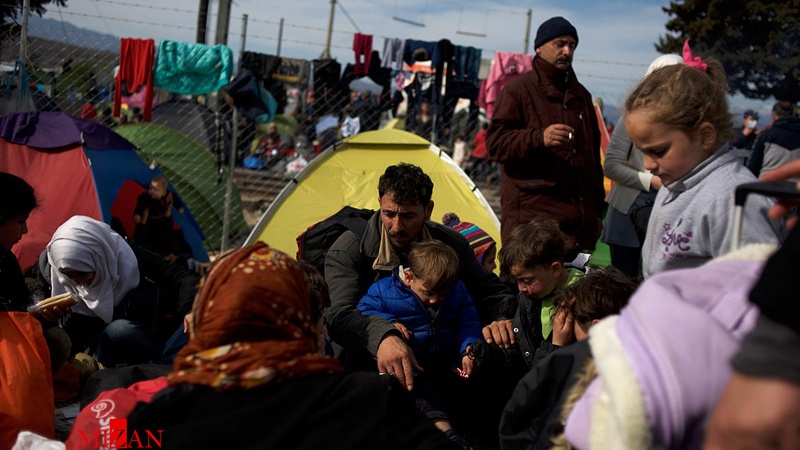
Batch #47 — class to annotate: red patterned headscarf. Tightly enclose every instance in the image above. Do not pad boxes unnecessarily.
[169,242,342,390]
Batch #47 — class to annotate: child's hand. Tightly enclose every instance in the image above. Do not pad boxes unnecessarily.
[552,304,575,347]
[461,354,474,377]
[393,322,413,341]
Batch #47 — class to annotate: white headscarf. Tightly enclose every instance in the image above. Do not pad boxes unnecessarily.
[644,54,684,77]
[47,216,140,324]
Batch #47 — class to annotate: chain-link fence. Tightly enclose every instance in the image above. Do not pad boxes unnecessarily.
[1,8,500,260]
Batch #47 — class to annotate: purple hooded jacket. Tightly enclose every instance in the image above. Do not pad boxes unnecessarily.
[565,248,771,449]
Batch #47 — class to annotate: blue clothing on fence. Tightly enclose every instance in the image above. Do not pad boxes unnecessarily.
[154,40,233,95]
[403,39,441,67]
[453,46,481,84]
[357,268,482,362]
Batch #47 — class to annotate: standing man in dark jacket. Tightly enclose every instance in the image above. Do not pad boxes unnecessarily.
[487,16,604,252]
[747,101,800,177]
[324,163,514,391]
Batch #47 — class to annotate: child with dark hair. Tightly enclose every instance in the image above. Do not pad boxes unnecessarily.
[552,266,638,342]
[133,175,185,261]
[472,216,583,393]
[499,266,638,450]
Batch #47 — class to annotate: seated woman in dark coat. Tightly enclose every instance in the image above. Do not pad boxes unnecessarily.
[0,172,71,371]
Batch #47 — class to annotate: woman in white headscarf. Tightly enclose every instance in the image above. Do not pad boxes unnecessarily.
[48,215,140,323]
[42,215,199,367]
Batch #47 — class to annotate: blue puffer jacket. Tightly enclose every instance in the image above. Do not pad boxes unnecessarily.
[357,269,482,363]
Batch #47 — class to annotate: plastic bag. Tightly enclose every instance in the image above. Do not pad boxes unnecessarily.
[0,312,54,450]
[285,155,308,176]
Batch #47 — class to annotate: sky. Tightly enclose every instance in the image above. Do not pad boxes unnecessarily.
[36,0,775,122]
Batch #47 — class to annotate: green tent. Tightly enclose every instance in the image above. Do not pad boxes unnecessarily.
[116,123,247,251]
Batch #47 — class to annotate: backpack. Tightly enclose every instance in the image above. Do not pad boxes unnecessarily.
[296,206,375,274]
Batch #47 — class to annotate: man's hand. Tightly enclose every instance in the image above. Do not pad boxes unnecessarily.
[552,306,575,346]
[377,335,423,391]
[543,124,576,148]
[482,319,514,348]
[704,373,800,450]
[393,322,413,341]
[761,159,800,229]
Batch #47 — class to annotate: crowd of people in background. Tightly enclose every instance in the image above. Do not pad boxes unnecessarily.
[3,13,800,450]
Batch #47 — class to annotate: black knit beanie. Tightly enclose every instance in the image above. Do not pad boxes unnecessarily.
[534,17,578,50]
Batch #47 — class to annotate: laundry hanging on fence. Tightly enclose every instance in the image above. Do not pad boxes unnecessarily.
[453,45,482,84]
[381,37,405,70]
[222,69,277,124]
[241,51,282,84]
[114,37,155,121]
[353,33,373,75]
[478,51,533,119]
[153,40,233,95]
[241,51,289,114]
[273,57,312,86]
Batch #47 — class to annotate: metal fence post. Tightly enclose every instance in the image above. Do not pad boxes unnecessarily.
[17,0,30,112]
[220,13,248,253]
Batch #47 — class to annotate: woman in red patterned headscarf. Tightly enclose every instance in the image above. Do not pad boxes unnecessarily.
[169,242,340,390]
[127,243,455,450]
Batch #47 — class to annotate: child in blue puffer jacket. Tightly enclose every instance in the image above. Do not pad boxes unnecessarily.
[358,240,482,375]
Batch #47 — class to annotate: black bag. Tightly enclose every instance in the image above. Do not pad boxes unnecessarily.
[296,206,375,274]
[631,191,657,243]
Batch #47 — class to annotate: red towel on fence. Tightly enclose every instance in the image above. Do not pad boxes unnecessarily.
[353,33,373,76]
[114,38,155,121]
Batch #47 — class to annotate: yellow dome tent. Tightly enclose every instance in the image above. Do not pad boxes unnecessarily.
[245,129,501,262]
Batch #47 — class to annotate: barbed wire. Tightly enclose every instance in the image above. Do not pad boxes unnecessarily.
[41,9,197,31]
[9,1,650,78]
[75,0,197,14]
[575,58,648,68]
[246,33,350,51]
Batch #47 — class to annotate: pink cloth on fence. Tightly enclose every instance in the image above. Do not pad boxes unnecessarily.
[478,51,533,119]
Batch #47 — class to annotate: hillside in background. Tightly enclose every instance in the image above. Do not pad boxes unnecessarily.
[27,15,118,52]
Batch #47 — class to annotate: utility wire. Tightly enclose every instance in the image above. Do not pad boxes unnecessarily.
[88,0,115,35]
[336,1,360,33]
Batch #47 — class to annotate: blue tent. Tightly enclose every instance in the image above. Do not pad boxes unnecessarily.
[0,111,208,269]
